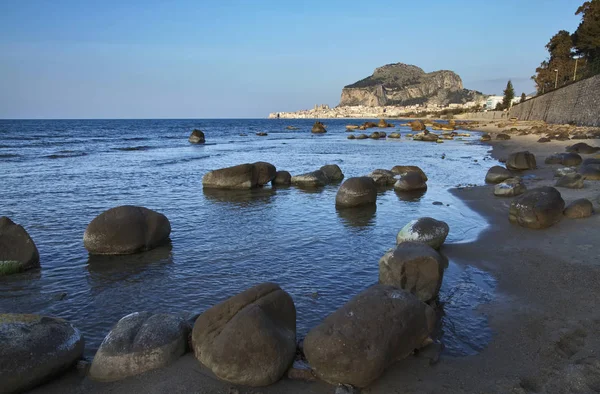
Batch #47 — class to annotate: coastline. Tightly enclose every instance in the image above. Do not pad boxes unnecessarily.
[28,126,600,393]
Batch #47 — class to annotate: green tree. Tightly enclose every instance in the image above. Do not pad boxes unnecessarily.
[573,0,600,76]
[501,80,515,109]
[532,31,575,93]
[520,92,527,103]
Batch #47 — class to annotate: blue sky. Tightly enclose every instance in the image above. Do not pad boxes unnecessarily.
[0,0,584,119]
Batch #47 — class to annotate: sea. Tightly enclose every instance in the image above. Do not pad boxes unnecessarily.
[0,118,497,357]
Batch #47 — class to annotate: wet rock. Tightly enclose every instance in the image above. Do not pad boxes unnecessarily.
[356,134,368,140]
[378,119,393,128]
[346,125,359,131]
[506,151,536,171]
[485,166,512,184]
[369,132,381,139]
[579,165,600,180]
[378,131,387,138]
[253,161,277,186]
[394,172,427,192]
[554,167,577,177]
[90,312,190,381]
[410,120,426,131]
[362,122,378,129]
[272,170,291,186]
[509,187,565,229]
[538,137,551,143]
[379,242,444,302]
[480,133,491,142]
[556,173,584,189]
[303,284,435,388]
[413,131,439,142]
[291,170,329,187]
[256,132,268,136]
[368,169,397,187]
[545,153,582,166]
[312,121,327,133]
[192,283,296,386]
[83,206,171,255]
[564,199,594,219]
[347,134,356,140]
[0,314,85,393]
[335,177,377,208]
[496,133,511,140]
[0,216,40,275]
[286,126,299,130]
[188,129,205,144]
[566,142,599,154]
[320,164,344,182]
[396,217,449,250]
[203,163,259,189]
[391,165,428,181]
[388,132,401,139]
[494,177,527,197]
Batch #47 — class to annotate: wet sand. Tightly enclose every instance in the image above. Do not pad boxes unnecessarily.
[30,130,600,394]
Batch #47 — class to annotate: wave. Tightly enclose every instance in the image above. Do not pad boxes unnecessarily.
[45,152,88,159]
[123,137,150,142]
[0,153,20,159]
[154,155,212,166]
[112,146,153,151]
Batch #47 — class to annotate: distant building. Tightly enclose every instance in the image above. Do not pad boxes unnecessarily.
[485,96,504,109]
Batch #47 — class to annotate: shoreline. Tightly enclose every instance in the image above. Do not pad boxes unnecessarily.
[28,124,600,393]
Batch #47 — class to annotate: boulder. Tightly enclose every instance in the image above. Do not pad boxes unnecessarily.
[0,217,40,275]
[378,131,387,138]
[480,133,491,142]
[188,129,205,144]
[582,158,600,166]
[285,126,299,130]
[379,242,444,302]
[579,165,600,180]
[566,142,599,154]
[545,153,582,166]
[303,285,435,388]
[394,172,427,192]
[409,120,426,131]
[413,131,439,142]
[356,134,368,140]
[192,283,296,387]
[556,173,584,189]
[496,133,511,140]
[253,162,277,186]
[538,137,551,143]
[391,165,428,181]
[377,119,393,128]
[388,132,401,139]
[369,132,381,139]
[346,125,359,131]
[335,177,378,208]
[256,132,268,136]
[368,169,397,187]
[362,122,378,129]
[554,167,577,177]
[291,170,329,187]
[90,312,190,381]
[272,171,291,186]
[506,151,536,171]
[347,134,356,140]
[494,177,527,197]
[320,164,344,182]
[509,187,565,229]
[396,217,449,250]
[0,314,85,393]
[312,122,327,133]
[485,166,512,184]
[83,206,171,255]
[564,199,594,219]
[203,163,258,189]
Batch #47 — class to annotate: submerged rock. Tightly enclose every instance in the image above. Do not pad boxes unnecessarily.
[192,283,296,386]
[90,312,190,381]
[303,284,435,387]
[273,170,292,186]
[379,242,444,302]
[83,206,171,255]
[320,164,344,182]
[0,216,40,275]
[564,199,594,219]
[188,129,205,144]
[394,172,427,192]
[494,177,527,197]
[388,132,401,139]
[485,166,512,184]
[396,217,449,250]
[335,177,377,208]
[391,165,428,181]
[0,314,85,393]
[203,163,259,189]
[509,187,565,229]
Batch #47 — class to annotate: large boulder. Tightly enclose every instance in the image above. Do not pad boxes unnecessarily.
[545,153,582,166]
[320,164,344,182]
[409,120,426,131]
[90,312,190,381]
[485,166,512,184]
[312,121,327,133]
[83,206,171,255]
[192,283,296,387]
[368,169,397,187]
[480,133,491,142]
[0,216,40,275]
[509,187,565,229]
[253,162,277,185]
[394,172,427,192]
[566,142,600,154]
[556,173,584,189]
[272,170,291,186]
[389,132,401,139]
[356,134,368,140]
[396,217,449,250]
[203,163,258,189]
[413,131,439,142]
[335,177,378,208]
[564,199,594,219]
[494,177,527,197]
[291,170,329,187]
[0,314,85,393]
[188,129,205,144]
[506,151,537,171]
[378,119,393,128]
[303,285,436,388]
[579,165,600,180]
[391,165,428,181]
[379,242,444,302]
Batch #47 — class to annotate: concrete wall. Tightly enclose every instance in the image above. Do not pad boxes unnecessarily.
[456,111,510,121]
[509,74,600,127]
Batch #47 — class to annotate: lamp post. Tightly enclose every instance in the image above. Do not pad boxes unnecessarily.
[573,55,581,81]
[554,69,559,89]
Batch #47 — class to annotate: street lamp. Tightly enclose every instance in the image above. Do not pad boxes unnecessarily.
[554,69,559,89]
[573,55,582,81]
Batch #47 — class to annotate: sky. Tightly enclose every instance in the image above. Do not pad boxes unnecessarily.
[0,0,585,119]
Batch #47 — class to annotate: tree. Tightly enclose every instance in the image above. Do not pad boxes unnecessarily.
[501,80,515,109]
[532,31,576,93]
[520,92,527,103]
[573,1,600,64]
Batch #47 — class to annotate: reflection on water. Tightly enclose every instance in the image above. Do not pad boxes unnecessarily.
[336,205,377,228]
[202,187,277,206]
[395,189,428,202]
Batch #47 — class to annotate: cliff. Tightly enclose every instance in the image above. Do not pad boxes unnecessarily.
[339,63,480,107]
